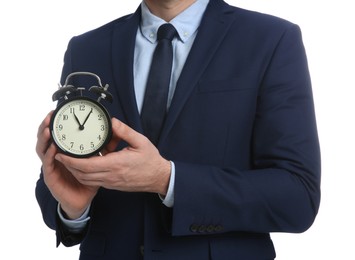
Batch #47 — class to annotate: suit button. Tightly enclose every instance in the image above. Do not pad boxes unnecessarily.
[198,225,207,233]
[206,225,215,233]
[214,225,224,232]
[190,224,199,233]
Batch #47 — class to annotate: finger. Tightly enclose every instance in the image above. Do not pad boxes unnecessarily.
[41,143,59,175]
[111,118,148,149]
[36,111,53,138]
[103,117,127,152]
[55,155,111,187]
[36,111,54,159]
[55,153,109,174]
[71,171,106,186]
[45,143,58,162]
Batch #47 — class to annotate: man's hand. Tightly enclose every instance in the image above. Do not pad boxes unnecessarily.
[36,111,99,220]
[55,118,172,196]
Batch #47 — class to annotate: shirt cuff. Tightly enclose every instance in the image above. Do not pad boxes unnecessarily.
[159,161,175,208]
[57,203,91,233]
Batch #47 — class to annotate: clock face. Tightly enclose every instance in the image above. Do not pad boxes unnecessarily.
[50,97,112,157]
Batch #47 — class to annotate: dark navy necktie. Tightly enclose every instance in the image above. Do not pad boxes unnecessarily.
[141,23,177,145]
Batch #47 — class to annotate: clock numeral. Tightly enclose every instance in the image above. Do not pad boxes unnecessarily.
[62,115,69,120]
[98,135,102,141]
[98,114,103,120]
[58,124,63,131]
[90,142,95,148]
[70,142,74,148]
[70,107,75,114]
[80,144,84,151]
[79,104,86,111]
[101,125,105,131]
[61,134,66,141]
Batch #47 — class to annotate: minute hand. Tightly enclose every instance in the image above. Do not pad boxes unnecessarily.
[81,108,93,129]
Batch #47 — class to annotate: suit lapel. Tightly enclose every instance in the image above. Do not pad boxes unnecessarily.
[111,7,143,132]
[159,0,237,144]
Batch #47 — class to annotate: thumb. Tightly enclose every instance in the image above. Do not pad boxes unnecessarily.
[110,118,147,149]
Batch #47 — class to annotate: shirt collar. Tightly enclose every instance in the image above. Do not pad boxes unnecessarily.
[140,0,210,43]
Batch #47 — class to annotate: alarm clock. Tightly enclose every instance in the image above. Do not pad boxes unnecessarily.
[50,72,113,158]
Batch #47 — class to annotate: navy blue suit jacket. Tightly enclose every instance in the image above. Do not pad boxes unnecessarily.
[36,0,321,259]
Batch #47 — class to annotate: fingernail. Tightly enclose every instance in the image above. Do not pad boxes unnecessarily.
[55,154,62,161]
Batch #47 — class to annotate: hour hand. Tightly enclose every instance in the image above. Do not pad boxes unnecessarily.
[73,111,84,130]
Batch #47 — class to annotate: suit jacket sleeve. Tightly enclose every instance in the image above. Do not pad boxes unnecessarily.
[35,173,87,247]
[170,23,321,236]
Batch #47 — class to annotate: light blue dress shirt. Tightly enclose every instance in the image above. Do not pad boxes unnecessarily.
[59,0,209,230]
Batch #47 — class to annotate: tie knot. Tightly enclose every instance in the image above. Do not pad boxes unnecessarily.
[157,23,177,41]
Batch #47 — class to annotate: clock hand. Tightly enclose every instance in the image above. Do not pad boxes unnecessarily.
[81,108,93,129]
[73,111,84,130]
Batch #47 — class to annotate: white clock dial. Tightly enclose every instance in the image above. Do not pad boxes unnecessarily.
[50,97,112,157]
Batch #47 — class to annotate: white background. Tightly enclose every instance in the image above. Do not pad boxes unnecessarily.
[0,0,354,259]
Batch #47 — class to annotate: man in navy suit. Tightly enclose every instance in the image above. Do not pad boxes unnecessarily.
[35,0,321,259]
